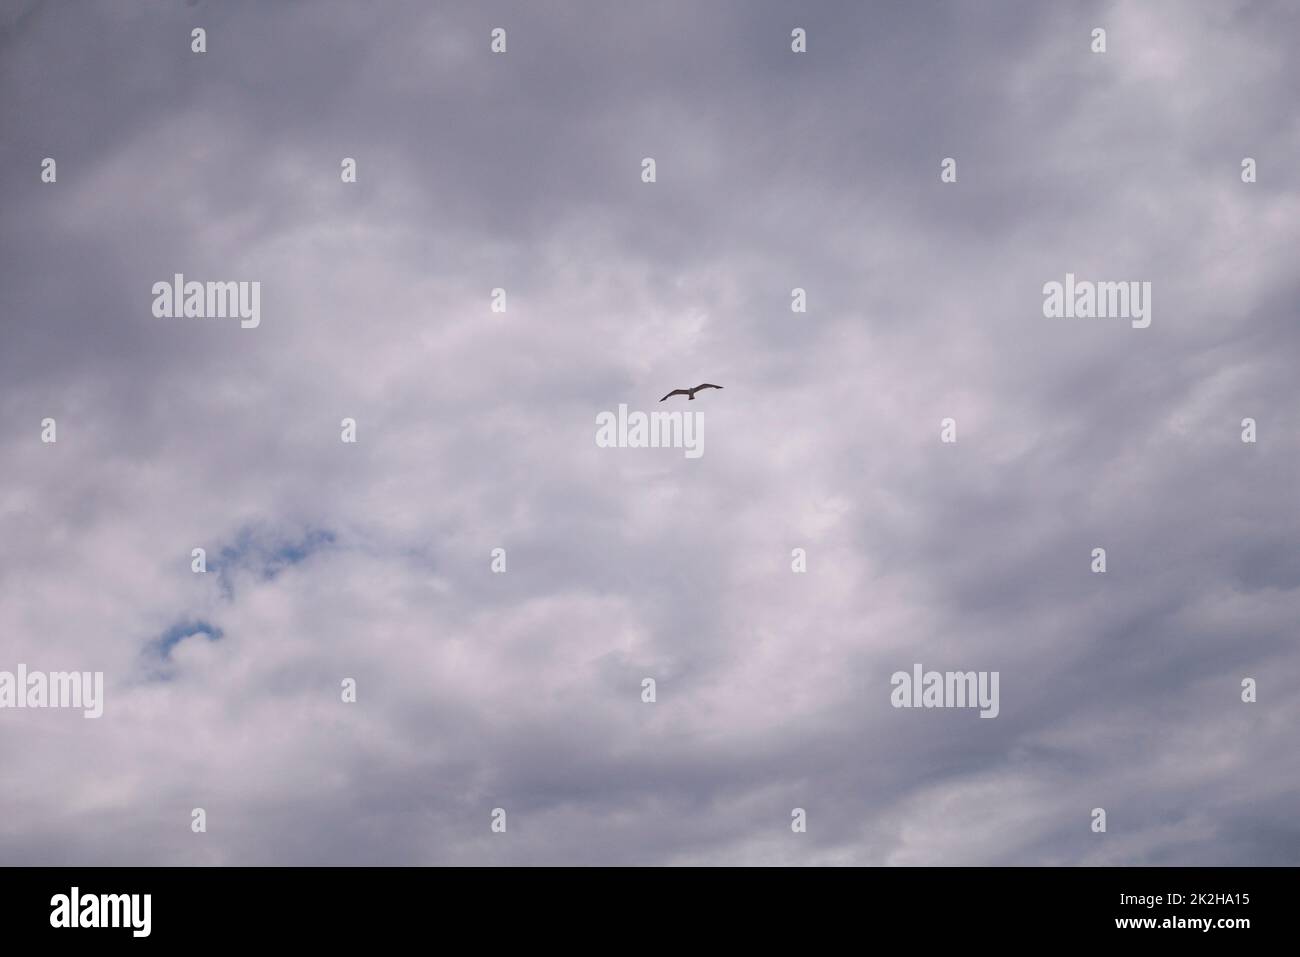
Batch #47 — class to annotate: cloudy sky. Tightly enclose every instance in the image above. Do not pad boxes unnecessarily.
[1,0,1298,866]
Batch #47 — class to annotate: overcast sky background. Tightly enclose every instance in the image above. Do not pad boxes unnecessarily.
[1,0,1298,865]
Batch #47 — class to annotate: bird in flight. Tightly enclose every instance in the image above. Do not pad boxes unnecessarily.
[659,383,724,402]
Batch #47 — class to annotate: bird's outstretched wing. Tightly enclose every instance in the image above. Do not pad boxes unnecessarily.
[693,383,724,392]
[660,389,691,401]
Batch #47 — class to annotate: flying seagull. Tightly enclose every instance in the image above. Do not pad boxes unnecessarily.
[659,383,724,402]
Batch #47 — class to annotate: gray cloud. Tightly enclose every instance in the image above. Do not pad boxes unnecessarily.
[1,0,1297,865]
